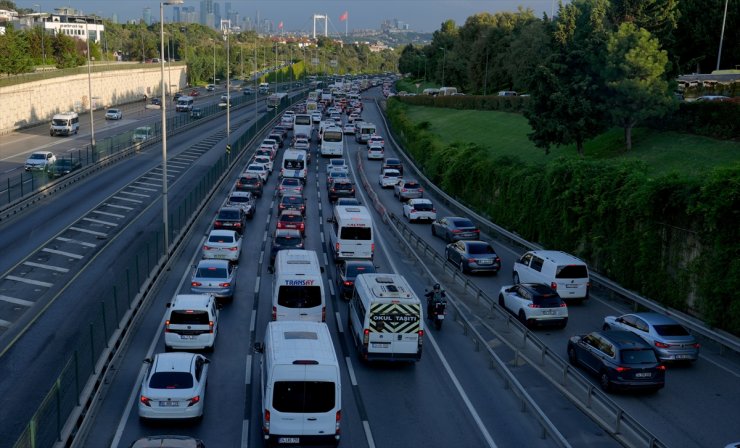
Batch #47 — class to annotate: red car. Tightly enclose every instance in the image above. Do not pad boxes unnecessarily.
[189,89,200,96]
[276,210,305,235]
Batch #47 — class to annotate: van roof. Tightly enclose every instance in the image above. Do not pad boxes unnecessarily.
[529,250,587,267]
[356,274,419,302]
[266,321,338,365]
[275,249,322,275]
[334,205,371,222]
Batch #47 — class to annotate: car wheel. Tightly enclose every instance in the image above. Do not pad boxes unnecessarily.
[600,371,611,392]
[602,323,611,331]
[444,232,451,243]
[513,272,520,284]
[567,347,578,366]
[498,294,505,309]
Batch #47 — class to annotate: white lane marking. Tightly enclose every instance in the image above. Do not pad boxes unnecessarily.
[91,210,125,218]
[426,329,498,448]
[42,247,84,259]
[0,319,11,328]
[103,203,133,210]
[83,217,118,227]
[345,356,358,386]
[262,233,267,242]
[111,196,143,204]
[259,250,264,265]
[6,275,53,288]
[117,191,150,198]
[335,312,343,333]
[129,185,158,192]
[328,281,335,297]
[245,355,253,385]
[698,353,740,378]
[249,311,256,333]
[55,237,96,248]
[254,276,260,294]
[133,181,159,188]
[323,252,329,266]
[0,294,34,307]
[69,226,107,236]
[241,419,250,448]
[23,261,69,273]
[363,420,376,448]
[110,240,206,448]
[320,231,325,244]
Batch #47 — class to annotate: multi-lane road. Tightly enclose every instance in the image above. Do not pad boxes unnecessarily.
[0,86,738,448]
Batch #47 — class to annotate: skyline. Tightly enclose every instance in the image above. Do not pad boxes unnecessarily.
[17,1,558,33]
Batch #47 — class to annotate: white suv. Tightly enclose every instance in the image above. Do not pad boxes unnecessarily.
[164,294,220,352]
[512,250,590,302]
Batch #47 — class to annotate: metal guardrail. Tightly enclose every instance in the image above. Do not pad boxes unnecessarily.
[373,99,740,358]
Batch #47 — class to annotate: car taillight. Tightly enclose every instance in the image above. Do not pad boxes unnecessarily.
[322,306,326,322]
[419,188,423,192]
[468,258,476,264]
[219,282,231,287]
[363,328,369,345]
[140,395,151,407]
[191,281,202,287]
[528,303,541,308]
[657,365,667,371]
[495,257,501,263]
[371,243,375,254]
[188,395,201,406]
[277,222,285,229]
[234,222,242,228]
[336,410,341,433]
[343,281,353,286]
[655,341,671,349]
[209,321,215,333]
[401,188,407,192]
[272,306,277,321]
[560,302,567,307]
[299,223,305,230]
[203,245,213,250]
[165,320,171,332]
[452,229,462,233]
[335,242,340,253]
[264,410,270,433]
[692,343,701,349]
[615,366,631,372]
[214,221,222,226]
[228,247,238,251]
[551,282,558,290]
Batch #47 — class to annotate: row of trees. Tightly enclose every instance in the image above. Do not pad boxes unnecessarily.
[397,0,738,153]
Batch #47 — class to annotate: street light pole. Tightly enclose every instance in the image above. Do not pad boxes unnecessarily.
[76,18,96,149]
[213,39,216,84]
[225,28,230,155]
[716,0,729,71]
[160,0,184,255]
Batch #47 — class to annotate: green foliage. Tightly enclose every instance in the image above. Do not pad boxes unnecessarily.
[650,102,740,140]
[0,24,33,75]
[52,33,85,68]
[386,99,740,334]
[396,94,529,112]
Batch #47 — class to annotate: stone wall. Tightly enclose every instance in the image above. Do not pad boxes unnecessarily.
[0,65,187,134]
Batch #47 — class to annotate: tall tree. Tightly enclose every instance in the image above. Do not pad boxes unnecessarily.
[0,24,33,75]
[51,32,84,68]
[525,0,612,156]
[603,23,674,150]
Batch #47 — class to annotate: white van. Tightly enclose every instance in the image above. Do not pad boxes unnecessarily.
[293,113,313,138]
[175,95,194,112]
[349,273,423,362]
[354,122,376,143]
[164,294,220,352]
[259,82,270,94]
[132,126,154,143]
[327,205,374,261]
[320,126,344,157]
[255,321,341,447]
[272,250,326,322]
[50,112,79,136]
[280,148,308,181]
[512,250,590,302]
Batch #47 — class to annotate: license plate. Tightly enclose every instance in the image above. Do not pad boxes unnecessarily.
[213,254,227,259]
[566,284,578,288]
[478,259,492,265]
[635,372,652,378]
[437,315,445,320]
[159,401,179,407]
[372,342,389,348]
[278,438,299,444]
[541,310,555,315]
[182,335,196,339]
[675,354,692,359]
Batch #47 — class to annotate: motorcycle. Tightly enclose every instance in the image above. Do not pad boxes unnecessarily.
[425,289,447,330]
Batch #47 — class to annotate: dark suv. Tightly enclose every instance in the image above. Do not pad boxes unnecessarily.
[328,179,355,203]
[236,175,263,197]
[567,330,666,393]
[381,157,403,175]
[214,207,247,234]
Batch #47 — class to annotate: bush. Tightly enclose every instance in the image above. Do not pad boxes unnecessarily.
[396,94,529,113]
[650,101,740,140]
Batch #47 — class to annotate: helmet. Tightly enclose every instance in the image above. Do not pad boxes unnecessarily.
[433,283,441,291]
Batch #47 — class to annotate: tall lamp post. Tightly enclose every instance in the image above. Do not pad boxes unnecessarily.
[224,27,230,156]
[75,18,96,149]
[716,0,729,71]
[160,0,183,255]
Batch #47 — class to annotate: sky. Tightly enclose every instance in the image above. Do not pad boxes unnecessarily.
[18,0,559,33]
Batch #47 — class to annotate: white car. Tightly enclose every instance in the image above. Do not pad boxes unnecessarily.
[343,123,355,135]
[367,142,384,160]
[244,164,268,182]
[105,108,122,120]
[378,169,401,188]
[226,191,256,218]
[311,112,322,124]
[280,115,294,129]
[252,155,273,173]
[202,229,242,262]
[262,138,279,151]
[24,151,56,171]
[367,135,384,149]
[138,352,209,421]
[403,198,437,222]
[293,137,310,151]
[498,283,568,328]
[326,158,348,174]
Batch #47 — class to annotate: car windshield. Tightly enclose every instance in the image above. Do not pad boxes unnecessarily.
[451,219,475,228]
[248,165,263,171]
[229,195,250,203]
[467,243,494,255]
[283,196,303,205]
[240,177,259,185]
[208,234,234,243]
[149,372,193,389]
[217,210,240,220]
[196,267,228,279]
[170,310,210,325]
[280,214,303,223]
[620,349,658,364]
[282,178,301,186]
[333,182,353,190]
[29,154,46,160]
[556,265,588,279]
[532,294,562,308]
[404,182,420,189]
[653,324,690,337]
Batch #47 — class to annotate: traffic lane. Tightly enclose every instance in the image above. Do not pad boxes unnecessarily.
[361,94,740,446]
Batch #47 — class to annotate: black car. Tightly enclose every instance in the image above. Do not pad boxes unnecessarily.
[236,175,263,197]
[445,240,501,274]
[328,179,355,203]
[190,107,203,119]
[381,157,403,175]
[431,216,481,242]
[272,125,289,140]
[151,97,162,106]
[270,229,305,266]
[48,158,82,178]
[278,194,306,215]
[213,206,247,235]
[268,132,285,148]
[336,260,376,299]
[567,330,666,393]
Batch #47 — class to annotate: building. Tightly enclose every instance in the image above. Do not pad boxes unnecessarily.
[142,7,151,25]
[18,8,104,43]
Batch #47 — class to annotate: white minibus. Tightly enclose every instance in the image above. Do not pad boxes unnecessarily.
[327,205,374,260]
[320,126,344,157]
[280,149,308,182]
[272,250,326,322]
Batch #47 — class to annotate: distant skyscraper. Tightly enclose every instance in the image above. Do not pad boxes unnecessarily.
[199,0,213,26]
[173,6,181,23]
[213,2,221,29]
[143,7,151,25]
[225,2,231,18]
[111,13,118,24]
[182,6,197,24]
[206,12,215,28]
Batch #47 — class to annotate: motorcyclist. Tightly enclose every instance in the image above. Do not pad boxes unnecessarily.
[425,283,446,318]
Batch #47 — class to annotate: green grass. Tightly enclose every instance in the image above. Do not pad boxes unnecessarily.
[404,105,740,177]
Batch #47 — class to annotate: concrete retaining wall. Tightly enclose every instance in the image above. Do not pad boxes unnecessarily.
[0,65,187,134]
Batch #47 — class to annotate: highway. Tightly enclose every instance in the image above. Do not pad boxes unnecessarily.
[0,85,738,448]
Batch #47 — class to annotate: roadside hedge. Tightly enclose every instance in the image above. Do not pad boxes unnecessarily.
[649,101,740,141]
[386,99,740,335]
[396,94,529,113]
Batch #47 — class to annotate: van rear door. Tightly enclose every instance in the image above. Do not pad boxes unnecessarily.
[336,225,372,259]
[275,282,324,322]
[554,264,589,299]
[368,302,421,357]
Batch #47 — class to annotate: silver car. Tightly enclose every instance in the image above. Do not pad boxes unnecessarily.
[394,179,423,201]
[603,312,700,362]
[202,229,242,263]
[278,177,304,197]
[190,259,237,301]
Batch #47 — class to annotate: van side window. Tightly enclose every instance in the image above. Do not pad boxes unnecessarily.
[519,253,532,266]
[530,256,544,272]
[351,290,365,322]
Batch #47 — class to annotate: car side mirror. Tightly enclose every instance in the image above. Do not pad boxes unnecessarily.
[143,358,152,364]
[326,216,335,223]
[267,266,274,274]
[253,342,264,353]
[166,303,171,308]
